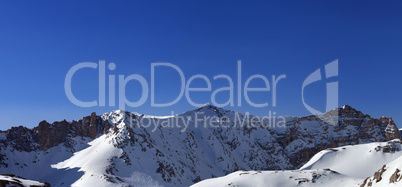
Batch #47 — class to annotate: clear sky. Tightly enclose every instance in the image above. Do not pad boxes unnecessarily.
[0,1,401,129]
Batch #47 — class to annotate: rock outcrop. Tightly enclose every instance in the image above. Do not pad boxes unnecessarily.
[384,118,400,140]
[2,112,111,151]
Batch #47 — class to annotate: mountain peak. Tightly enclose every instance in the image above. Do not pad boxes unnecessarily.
[323,105,366,118]
[339,104,365,118]
[200,104,217,109]
[341,104,358,111]
[195,104,225,115]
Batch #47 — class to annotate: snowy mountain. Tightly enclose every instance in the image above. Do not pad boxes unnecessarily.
[0,174,50,187]
[193,140,402,187]
[0,105,398,186]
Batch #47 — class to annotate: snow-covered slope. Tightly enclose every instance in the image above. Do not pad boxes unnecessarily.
[52,135,123,186]
[360,148,402,186]
[193,140,402,187]
[0,105,398,186]
[300,139,402,178]
[0,174,50,186]
[192,169,360,187]
[0,136,91,185]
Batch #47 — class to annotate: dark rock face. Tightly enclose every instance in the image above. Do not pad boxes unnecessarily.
[342,105,363,118]
[2,112,111,151]
[384,118,400,140]
[72,112,105,139]
[5,126,38,152]
[36,120,71,150]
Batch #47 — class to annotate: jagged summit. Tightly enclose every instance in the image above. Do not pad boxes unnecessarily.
[338,104,366,118]
[323,104,367,118]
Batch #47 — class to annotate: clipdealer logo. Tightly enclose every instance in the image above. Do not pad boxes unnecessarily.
[64,60,287,111]
[64,59,339,129]
[302,59,339,115]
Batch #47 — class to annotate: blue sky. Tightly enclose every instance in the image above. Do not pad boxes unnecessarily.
[0,1,401,129]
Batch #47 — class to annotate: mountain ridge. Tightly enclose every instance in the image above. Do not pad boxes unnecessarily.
[0,105,400,186]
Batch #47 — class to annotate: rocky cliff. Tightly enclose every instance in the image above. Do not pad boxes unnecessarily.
[2,112,110,151]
